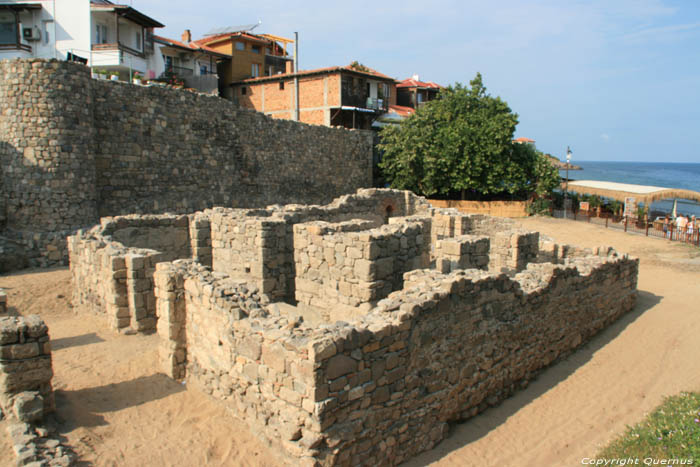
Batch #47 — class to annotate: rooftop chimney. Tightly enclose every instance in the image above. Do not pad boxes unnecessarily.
[182,29,191,44]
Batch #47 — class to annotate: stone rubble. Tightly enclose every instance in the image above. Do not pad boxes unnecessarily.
[0,315,77,466]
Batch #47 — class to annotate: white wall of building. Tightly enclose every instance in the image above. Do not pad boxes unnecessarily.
[54,0,91,61]
[1,0,158,75]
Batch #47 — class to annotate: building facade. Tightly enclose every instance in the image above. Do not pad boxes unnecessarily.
[150,30,227,94]
[231,65,398,129]
[193,29,293,100]
[0,0,164,77]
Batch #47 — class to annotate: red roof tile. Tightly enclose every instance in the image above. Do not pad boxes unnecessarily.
[154,35,229,57]
[388,104,415,117]
[234,64,397,85]
[513,137,535,143]
[397,77,442,89]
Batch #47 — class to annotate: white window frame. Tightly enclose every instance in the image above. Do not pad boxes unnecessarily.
[96,24,108,44]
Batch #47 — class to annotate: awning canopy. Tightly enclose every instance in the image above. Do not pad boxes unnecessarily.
[563,180,700,205]
[0,3,42,11]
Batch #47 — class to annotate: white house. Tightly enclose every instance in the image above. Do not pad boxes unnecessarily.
[147,30,227,94]
[0,0,163,78]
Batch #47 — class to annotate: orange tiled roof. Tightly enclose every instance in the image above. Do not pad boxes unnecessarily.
[154,35,229,57]
[513,137,536,143]
[233,64,397,85]
[397,77,441,89]
[388,104,415,117]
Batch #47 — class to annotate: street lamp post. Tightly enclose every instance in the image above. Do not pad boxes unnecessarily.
[564,146,572,219]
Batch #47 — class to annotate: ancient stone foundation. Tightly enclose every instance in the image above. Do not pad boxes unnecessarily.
[0,315,54,422]
[69,188,639,466]
[0,313,76,466]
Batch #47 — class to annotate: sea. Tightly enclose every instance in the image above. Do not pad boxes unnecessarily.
[559,161,700,218]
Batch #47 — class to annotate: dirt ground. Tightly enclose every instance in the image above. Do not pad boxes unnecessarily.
[1,217,699,466]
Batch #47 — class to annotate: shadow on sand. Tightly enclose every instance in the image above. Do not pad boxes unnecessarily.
[402,289,662,466]
[54,373,185,430]
[52,333,105,351]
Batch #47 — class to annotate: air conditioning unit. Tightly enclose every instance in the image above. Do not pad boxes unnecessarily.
[22,26,41,41]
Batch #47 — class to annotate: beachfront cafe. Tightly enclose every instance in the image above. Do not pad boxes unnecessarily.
[560,180,700,243]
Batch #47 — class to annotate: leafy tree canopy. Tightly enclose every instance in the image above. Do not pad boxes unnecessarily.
[348,61,370,72]
[378,73,559,200]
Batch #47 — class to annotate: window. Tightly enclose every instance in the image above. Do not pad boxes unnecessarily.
[251,45,261,54]
[96,24,108,44]
[235,41,245,51]
[0,11,18,45]
[200,65,208,75]
[241,87,247,95]
[251,63,260,77]
[134,31,142,50]
[164,55,173,70]
[279,81,284,90]
[42,20,52,45]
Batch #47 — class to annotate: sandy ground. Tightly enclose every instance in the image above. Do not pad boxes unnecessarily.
[0,269,282,467]
[1,217,699,466]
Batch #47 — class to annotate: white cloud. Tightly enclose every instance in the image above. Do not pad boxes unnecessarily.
[619,22,700,44]
[601,133,611,142]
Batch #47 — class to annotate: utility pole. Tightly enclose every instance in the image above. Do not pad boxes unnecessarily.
[293,32,299,121]
[564,146,572,219]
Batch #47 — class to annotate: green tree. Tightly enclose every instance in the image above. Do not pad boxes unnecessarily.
[378,73,558,200]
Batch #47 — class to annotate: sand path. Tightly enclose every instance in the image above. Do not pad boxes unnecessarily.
[1,217,699,466]
[0,269,282,467]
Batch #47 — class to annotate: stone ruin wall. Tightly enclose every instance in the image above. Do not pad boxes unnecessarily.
[153,246,638,466]
[0,309,77,465]
[67,189,640,465]
[293,218,431,317]
[0,315,54,422]
[68,214,192,333]
[69,190,429,334]
[0,59,373,269]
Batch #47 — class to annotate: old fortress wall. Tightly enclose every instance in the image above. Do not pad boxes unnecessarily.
[0,59,373,268]
[67,188,639,466]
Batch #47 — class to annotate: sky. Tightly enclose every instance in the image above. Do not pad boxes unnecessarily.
[132,0,700,163]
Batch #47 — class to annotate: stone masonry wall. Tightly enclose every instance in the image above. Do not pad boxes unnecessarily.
[293,218,430,313]
[70,190,433,334]
[0,59,374,268]
[434,234,490,273]
[0,315,54,422]
[306,253,638,465]
[68,214,191,333]
[489,230,540,273]
[153,244,638,466]
[207,189,433,303]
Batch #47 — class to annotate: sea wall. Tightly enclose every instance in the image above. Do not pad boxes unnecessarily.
[0,59,374,268]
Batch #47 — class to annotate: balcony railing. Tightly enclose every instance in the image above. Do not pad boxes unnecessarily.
[366,97,388,111]
[165,65,194,77]
[0,43,32,53]
[341,91,388,112]
[92,42,145,59]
